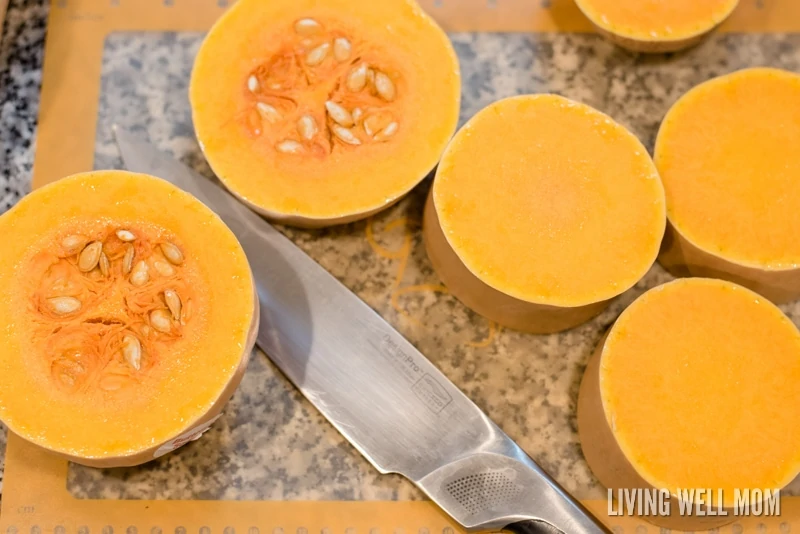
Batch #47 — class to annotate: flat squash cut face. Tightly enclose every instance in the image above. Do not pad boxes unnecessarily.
[575,0,739,52]
[656,68,800,271]
[433,94,666,309]
[190,0,460,227]
[0,171,258,467]
[601,278,800,506]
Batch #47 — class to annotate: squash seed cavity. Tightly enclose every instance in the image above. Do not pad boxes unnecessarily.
[244,17,402,155]
[32,225,197,394]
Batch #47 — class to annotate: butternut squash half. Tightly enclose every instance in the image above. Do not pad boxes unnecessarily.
[656,68,800,304]
[575,0,739,53]
[190,0,460,228]
[0,171,259,467]
[424,95,666,334]
[578,278,800,529]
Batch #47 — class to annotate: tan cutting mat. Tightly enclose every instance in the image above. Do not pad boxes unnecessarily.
[4,0,800,532]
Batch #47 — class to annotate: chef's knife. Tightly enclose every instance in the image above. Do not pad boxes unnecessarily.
[114,126,611,534]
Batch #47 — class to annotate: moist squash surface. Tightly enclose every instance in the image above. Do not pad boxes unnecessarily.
[656,68,800,270]
[591,278,800,506]
[0,171,258,466]
[432,94,665,309]
[190,0,460,227]
[575,0,738,51]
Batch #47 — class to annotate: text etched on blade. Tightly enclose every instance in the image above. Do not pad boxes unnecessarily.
[380,334,453,414]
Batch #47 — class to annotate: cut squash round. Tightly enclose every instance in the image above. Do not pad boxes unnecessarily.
[0,171,259,467]
[189,0,460,228]
[575,0,739,53]
[578,278,800,530]
[656,68,800,304]
[424,94,666,334]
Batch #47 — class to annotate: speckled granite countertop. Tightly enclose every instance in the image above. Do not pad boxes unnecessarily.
[0,0,47,494]
[2,0,800,506]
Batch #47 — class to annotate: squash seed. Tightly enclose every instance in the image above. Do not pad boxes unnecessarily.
[116,229,135,242]
[130,260,149,287]
[305,42,330,66]
[47,296,81,315]
[247,75,259,93]
[99,252,110,277]
[78,241,103,272]
[352,108,363,123]
[333,37,351,62]
[297,115,318,140]
[62,235,88,255]
[121,334,142,371]
[153,260,175,277]
[366,68,376,88]
[332,125,361,145]
[164,289,182,320]
[374,72,396,101]
[346,64,368,92]
[150,309,172,333]
[276,140,304,154]
[140,324,152,337]
[374,122,399,142]
[160,242,184,265]
[122,244,135,274]
[325,101,354,127]
[256,102,281,124]
[294,18,321,35]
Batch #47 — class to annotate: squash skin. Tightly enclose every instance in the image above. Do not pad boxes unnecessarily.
[655,68,800,304]
[0,171,259,467]
[190,0,461,228]
[578,278,800,529]
[574,0,739,53]
[659,220,800,304]
[423,192,609,334]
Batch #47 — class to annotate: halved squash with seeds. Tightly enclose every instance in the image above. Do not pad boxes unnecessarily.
[0,171,258,467]
[575,0,739,53]
[189,0,460,227]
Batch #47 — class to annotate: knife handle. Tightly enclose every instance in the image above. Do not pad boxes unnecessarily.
[505,520,569,534]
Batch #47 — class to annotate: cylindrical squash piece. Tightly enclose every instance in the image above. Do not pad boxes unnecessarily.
[575,0,739,53]
[190,0,460,228]
[424,94,666,334]
[578,278,800,530]
[0,171,259,467]
[656,68,800,304]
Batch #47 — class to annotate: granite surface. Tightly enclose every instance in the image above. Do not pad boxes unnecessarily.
[0,0,47,496]
[1,5,800,505]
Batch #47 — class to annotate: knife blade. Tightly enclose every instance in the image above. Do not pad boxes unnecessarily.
[113,126,611,534]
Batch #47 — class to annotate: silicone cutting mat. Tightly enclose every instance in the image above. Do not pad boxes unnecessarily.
[3,0,800,532]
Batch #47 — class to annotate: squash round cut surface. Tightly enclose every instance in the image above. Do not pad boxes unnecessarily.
[0,171,258,467]
[426,94,665,333]
[655,68,800,302]
[190,0,460,227]
[575,0,739,52]
[579,278,800,528]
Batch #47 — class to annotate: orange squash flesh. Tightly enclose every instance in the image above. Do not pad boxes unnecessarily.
[578,278,800,529]
[0,171,258,467]
[190,0,460,228]
[656,68,800,303]
[575,0,739,52]
[425,94,665,333]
